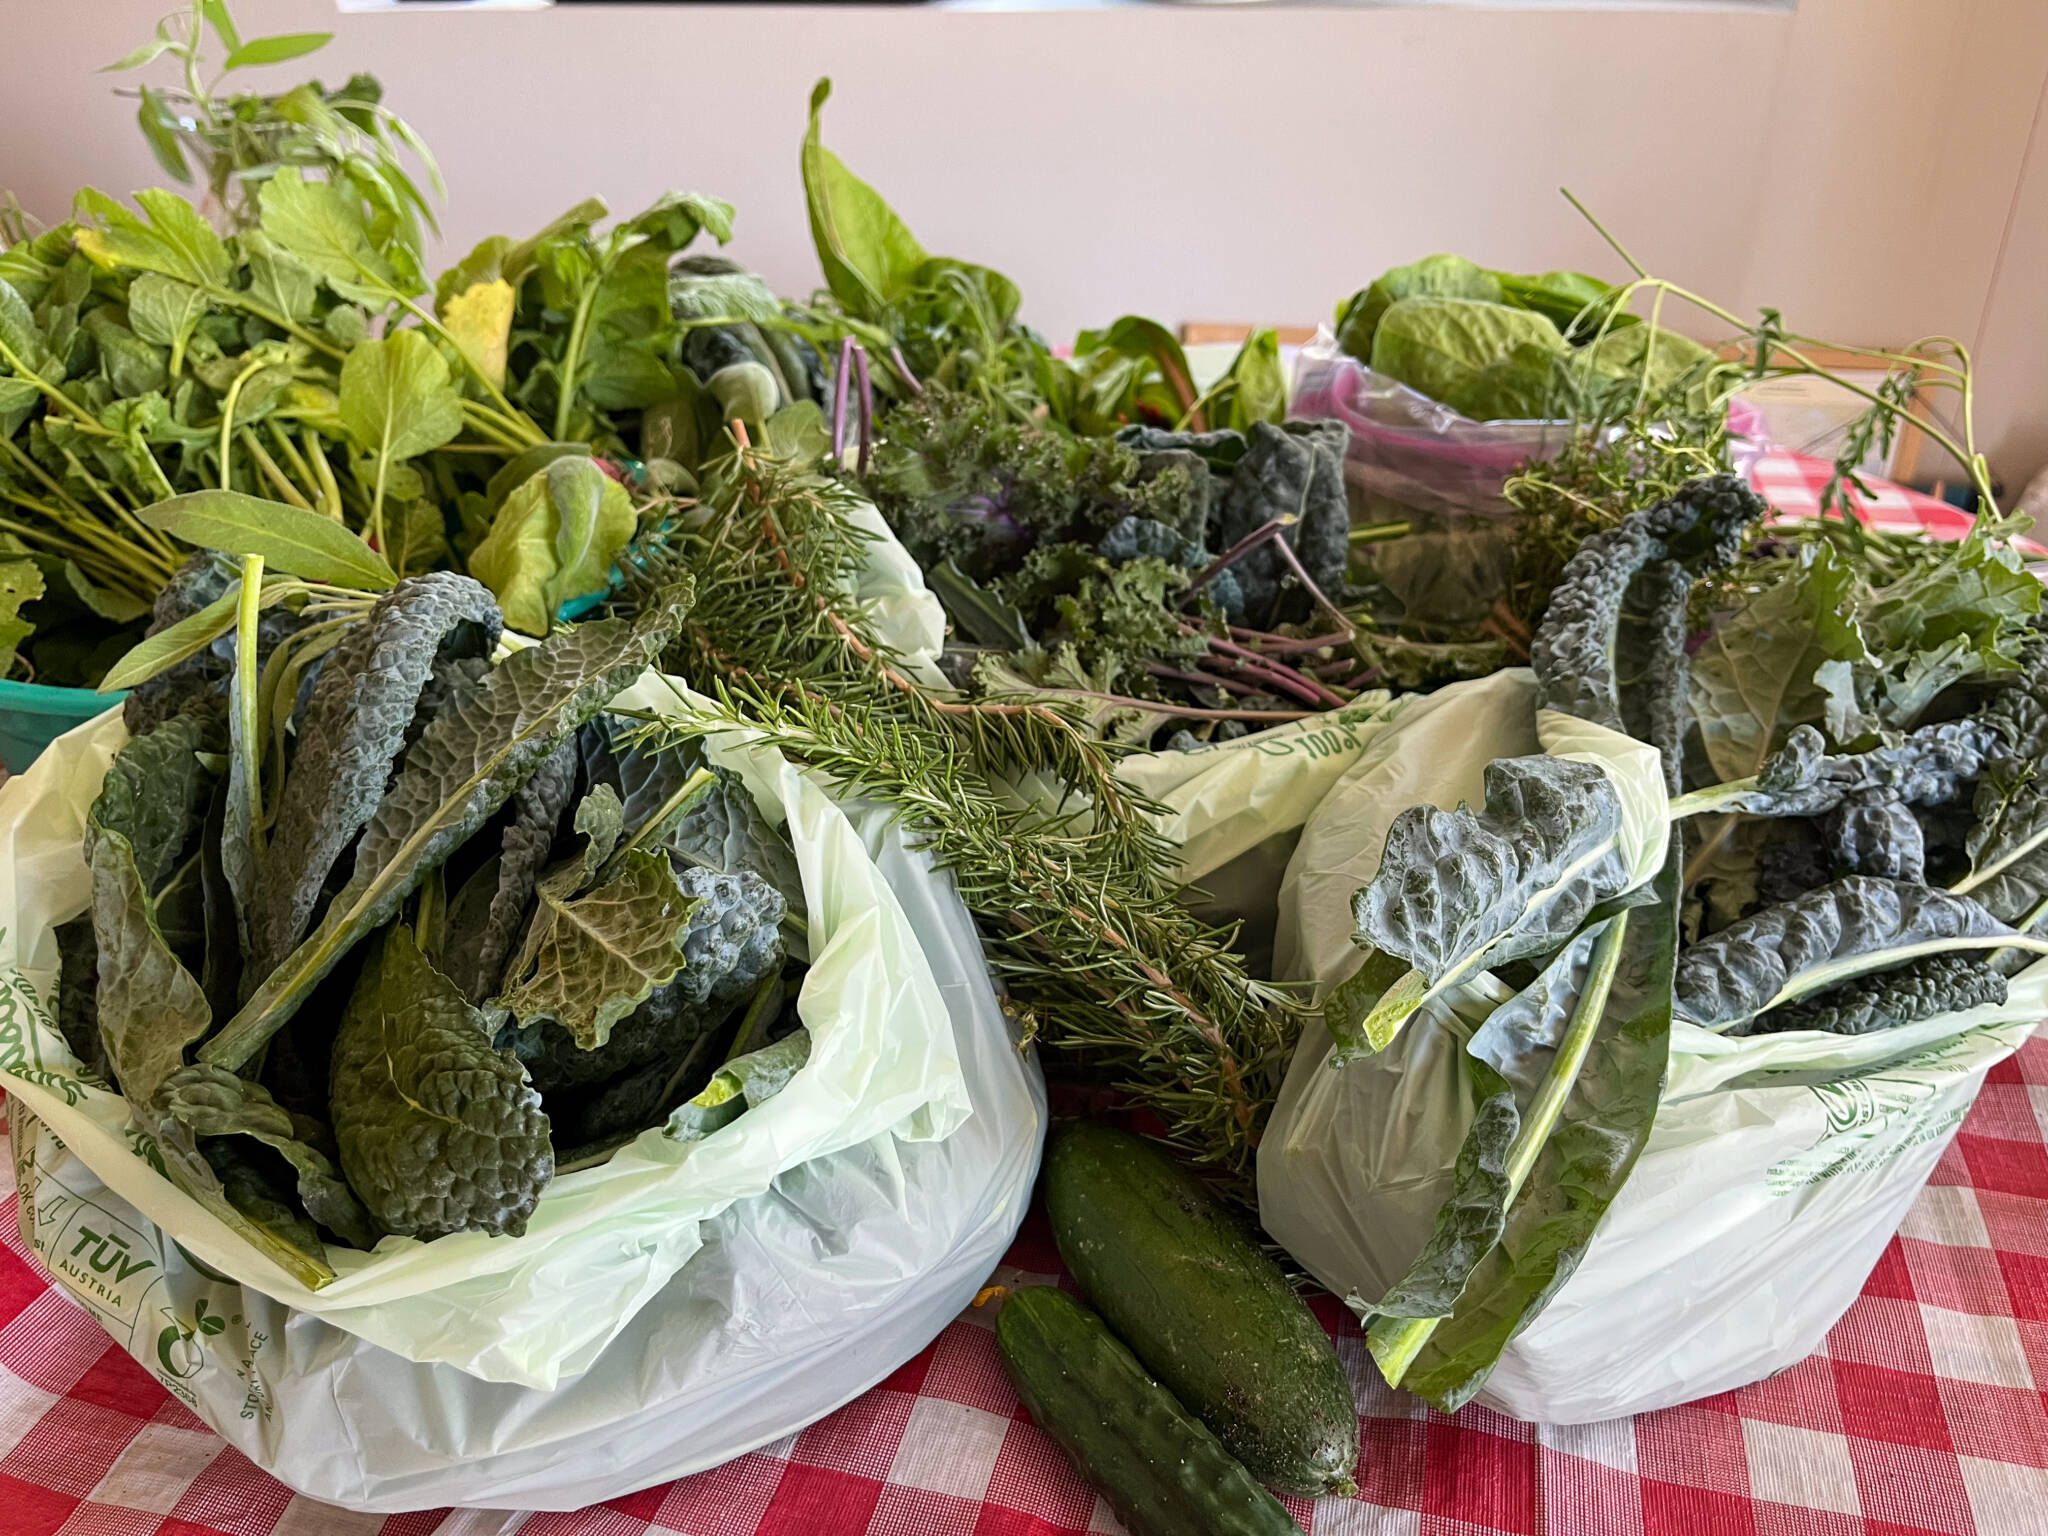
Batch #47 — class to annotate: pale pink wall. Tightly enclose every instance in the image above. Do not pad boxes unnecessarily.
[2,0,2042,484]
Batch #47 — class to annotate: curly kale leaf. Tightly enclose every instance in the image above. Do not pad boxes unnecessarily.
[330,924,552,1239]
[1532,474,1766,737]
[993,546,1206,695]
[1119,419,1350,629]
[156,1063,379,1250]
[1672,876,2043,1032]
[1336,755,1634,1054]
[205,589,694,1070]
[1739,953,2008,1037]
[252,573,504,983]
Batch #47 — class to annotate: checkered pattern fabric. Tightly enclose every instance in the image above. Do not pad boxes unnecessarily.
[6,1039,2046,1536]
[1747,449,1985,542]
[1,452,2037,1535]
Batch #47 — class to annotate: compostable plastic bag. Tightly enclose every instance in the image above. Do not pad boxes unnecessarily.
[1,691,1044,1508]
[1250,669,2038,1422]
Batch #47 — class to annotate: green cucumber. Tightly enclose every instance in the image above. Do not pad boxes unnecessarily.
[995,1286,1306,1536]
[1046,1123,1359,1497]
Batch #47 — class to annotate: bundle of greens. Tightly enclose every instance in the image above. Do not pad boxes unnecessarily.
[1334,459,2048,1412]
[0,5,739,686]
[64,499,808,1285]
[1331,252,1731,425]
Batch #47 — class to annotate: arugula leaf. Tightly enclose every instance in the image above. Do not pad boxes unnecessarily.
[202,590,693,1068]
[469,455,635,634]
[140,490,398,589]
[440,277,515,391]
[330,923,552,1238]
[74,187,233,290]
[801,78,929,320]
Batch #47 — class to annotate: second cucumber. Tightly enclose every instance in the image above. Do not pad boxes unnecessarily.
[1045,1123,1360,1497]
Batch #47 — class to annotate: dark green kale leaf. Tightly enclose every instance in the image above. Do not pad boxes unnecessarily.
[440,736,579,1003]
[1531,474,1766,740]
[1826,798,1927,882]
[156,1063,380,1251]
[120,554,309,737]
[1673,876,2044,1032]
[993,547,1206,695]
[53,914,103,1079]
[1960,635,2048,924]
[330,924,552,1239]
[90,704,221,892]
[252,572,504,983]
[204,588,694,1070]
[1740,953,2007,1037]
[1697,720,1998,820]
[1335,755,1635,1054]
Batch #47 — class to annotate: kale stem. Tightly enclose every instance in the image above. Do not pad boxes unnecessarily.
[1203,632,1342,708]
[1187,515,1295,594]
[1266,530,1357,635]
[604,766,719,880]
[1141,660,1269,701]
[1228,625,1353,656]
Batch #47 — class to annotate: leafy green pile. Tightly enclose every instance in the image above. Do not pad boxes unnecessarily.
[63,527,807,1284]
[1332,253,1730,424]
[1335,472,2048,1412]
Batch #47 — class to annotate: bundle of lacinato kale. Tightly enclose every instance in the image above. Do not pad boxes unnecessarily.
[1331,474,2048,1412]
[59,566,807,1279]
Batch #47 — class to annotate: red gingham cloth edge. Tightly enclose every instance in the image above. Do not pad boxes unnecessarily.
[2,453,2041,1536]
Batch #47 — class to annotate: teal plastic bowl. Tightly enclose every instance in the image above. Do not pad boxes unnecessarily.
[0,679,123,775]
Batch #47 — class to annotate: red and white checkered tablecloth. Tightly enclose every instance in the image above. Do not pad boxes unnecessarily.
[4,451,2041,1536]
[6,1035,2048,1536]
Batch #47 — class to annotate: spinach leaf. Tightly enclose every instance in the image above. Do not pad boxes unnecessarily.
[1368,297,1565,417]
[469,456,636,634]
[1674,876,2048,1032]
[1492,269,1629,342]
[202,590,693,1069]
[329,923,552,1238]
[251,573,503,982]
[1337,756,1635,1054]
[802,78,928,320]
[1335,255,1503,362]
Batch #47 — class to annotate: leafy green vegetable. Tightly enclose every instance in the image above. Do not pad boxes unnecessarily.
[1673,876,2048,1032]
[338,329,465,544]
[329,923,551,1238]
[0,557,46,676]
[469,456,636,634]
[201,589,693,1069]
[1740,953,2007,1037]
[1338,756,1635,1055]
[802,79,928,320]
[140,491,398,590]
[1368,298,1566,420]
[1335,255,1503,362]
[251,572,502,980]
[1388,850,1676,1412]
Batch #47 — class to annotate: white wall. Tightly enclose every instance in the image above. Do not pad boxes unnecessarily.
[2,0,2042,484]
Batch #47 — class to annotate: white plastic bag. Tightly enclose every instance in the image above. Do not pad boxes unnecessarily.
[1254,669,2040,1421]
[3,703,1045,1511]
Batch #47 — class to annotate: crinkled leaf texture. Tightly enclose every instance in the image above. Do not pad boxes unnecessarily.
[156,1063,379,1251]
[204,589,693,1069]
[1741,954,2008,1038]
[441,738,579,1003]
[1344,754,1634,1053]
[1391,853,1677,1413]
[252,573,503,982]
[1961,638,2048,924]
[494,847,699,1050]
[1673,876,2047,1032]
[330,924,552,1239]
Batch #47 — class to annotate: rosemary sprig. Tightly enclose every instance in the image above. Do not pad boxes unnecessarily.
[627,447,1307,1173]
